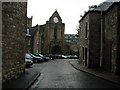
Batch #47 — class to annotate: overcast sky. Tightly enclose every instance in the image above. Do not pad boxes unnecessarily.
[27,0,116,34]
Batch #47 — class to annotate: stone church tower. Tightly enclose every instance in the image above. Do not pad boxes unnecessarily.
[40,10,65,54]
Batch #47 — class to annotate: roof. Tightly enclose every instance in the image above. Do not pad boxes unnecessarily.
[79,2,114,22]
[27,27,36,37]
[48,10,62,23]
[91,2,114,11]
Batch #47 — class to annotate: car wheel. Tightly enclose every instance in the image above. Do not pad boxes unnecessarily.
[34,60,38,63]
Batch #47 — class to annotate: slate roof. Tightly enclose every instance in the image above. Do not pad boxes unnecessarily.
[91,2,114,11]
[27,27,36,37]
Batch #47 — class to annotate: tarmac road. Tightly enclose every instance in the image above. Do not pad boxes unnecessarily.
[28,59,120,89]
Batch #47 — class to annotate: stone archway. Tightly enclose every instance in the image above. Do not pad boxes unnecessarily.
[51,45,62,54]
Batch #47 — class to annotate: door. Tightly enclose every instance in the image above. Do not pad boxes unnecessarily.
[85,48,87,66]
[103,40,112,72]
[51,45,62,54]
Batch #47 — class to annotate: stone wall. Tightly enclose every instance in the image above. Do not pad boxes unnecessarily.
[27,16,32,28]
[79,11,101,68]
[89,12,101,68]
[79,13,89,65]
[39,25,45,54]
[0,2,2,89]
[2,2,27,83]
[116,3,120,75]
[33,26,40,54]
[43,23,65,54]
[104,3,119,73]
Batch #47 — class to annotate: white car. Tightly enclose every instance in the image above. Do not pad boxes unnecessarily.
[25,53,33,67]
[25,59,33,67]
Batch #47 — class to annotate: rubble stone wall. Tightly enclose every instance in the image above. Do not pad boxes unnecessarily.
[105,3,120,74]
[2,2,27,83]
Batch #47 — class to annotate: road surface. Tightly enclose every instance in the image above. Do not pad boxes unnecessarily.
[28,59,120,89]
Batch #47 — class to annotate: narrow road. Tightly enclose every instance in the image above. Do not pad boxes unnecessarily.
[28,59,120,89]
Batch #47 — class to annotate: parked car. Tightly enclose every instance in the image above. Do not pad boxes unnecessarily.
[25,59,33,67]
[35,54,50,62]
[54,54,67,59]
[25,53,33,60]
[44,54,55,60]
[29,53,44,63]
[25,53,33,67]
[66,55,78,59]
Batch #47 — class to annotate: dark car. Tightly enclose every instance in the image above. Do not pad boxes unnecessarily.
[36,54,50,62]
[25,53,33,67]
[29,53,44,63]
[44,54,55,60]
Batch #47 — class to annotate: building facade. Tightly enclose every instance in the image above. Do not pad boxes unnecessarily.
[26,27,35,53]
[40,10,65,54]
[0,2,2,88]
[26,17,40,54]
[79,1,120,75]
[79,2,113,68]
[79,11,101,68]
[33,25,40,54]
[2,2,27,84]
[104,2,120,74]
[26,16,33,53]
[27,16,33,28]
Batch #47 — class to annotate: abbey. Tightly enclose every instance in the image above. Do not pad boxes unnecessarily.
[39,10,65,54]
[26,10,65,55]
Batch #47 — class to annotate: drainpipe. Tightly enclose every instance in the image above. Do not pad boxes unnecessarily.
[100,11,103,67]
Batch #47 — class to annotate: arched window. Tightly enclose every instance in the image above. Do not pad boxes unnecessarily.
[54,25,57,39]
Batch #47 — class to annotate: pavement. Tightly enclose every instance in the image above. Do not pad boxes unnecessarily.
[2,68,41,90]
[69,60,120,85]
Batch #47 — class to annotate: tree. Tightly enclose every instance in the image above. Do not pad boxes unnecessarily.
[75,26,80,37]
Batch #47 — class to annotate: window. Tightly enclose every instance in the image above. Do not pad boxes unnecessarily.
[37,41,39,44]
[54,26,57,39]
[85,22,88,38]
[82,47,84,60]
[41,35,44,43]
[27,28,30,34]
[28,39,31,45]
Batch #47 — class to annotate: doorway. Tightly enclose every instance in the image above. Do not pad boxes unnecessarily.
[51,45,62,54]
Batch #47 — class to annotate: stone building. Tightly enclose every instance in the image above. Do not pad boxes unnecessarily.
[79,2,113,68]
[26,27,35,53]
[26,16,33,53]
[2,2,27,84]
[79,1,120,75]
[26,11,65,55]
[0,2,2,89]
[33,25,40,54]
[40,10,65,54]
[26,25,41,54]
[104,2,120,74]
[26,17,40,54]
[27,16,33,28]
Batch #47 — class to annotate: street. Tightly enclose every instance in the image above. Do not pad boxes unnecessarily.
[28,59,120,89]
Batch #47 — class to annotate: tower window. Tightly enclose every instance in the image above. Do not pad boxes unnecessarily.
[85,22,88,38]
[54,26,57,39]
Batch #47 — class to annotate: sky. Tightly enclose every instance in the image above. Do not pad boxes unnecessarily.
[27,0,114,34]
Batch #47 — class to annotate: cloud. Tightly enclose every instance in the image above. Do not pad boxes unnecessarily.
[27,0,106,34]
[105,0,120,2]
